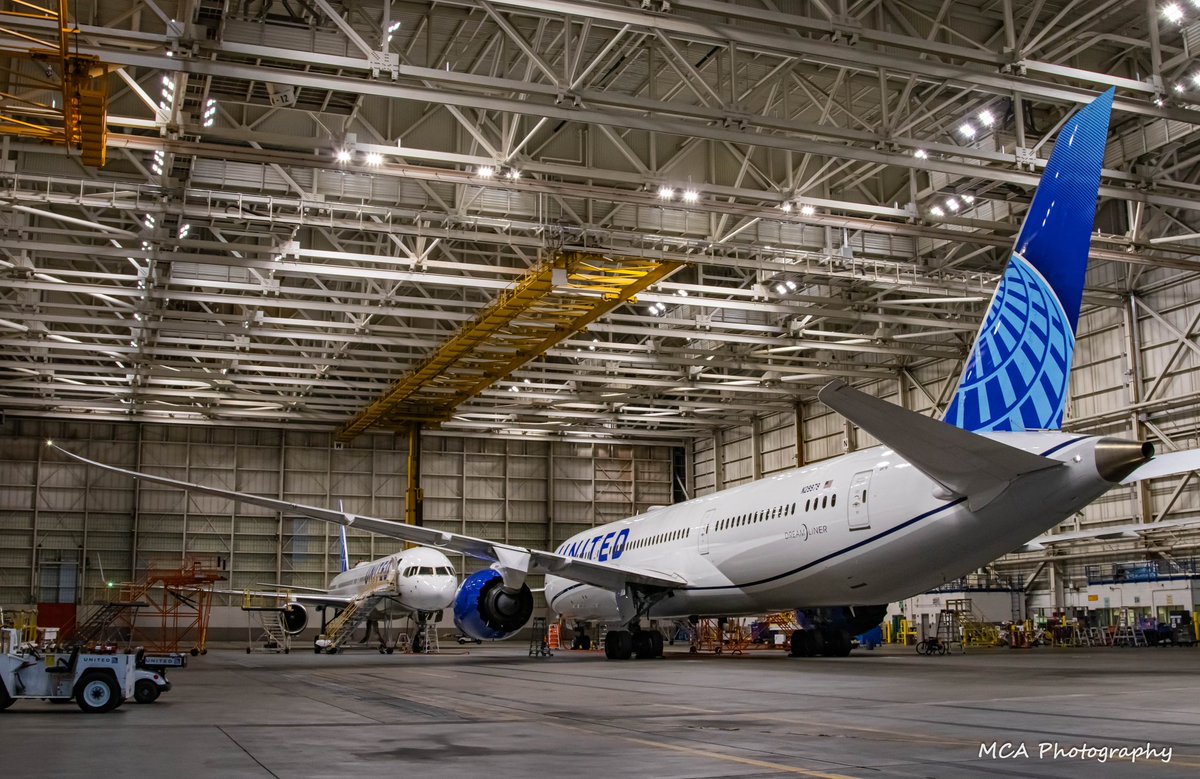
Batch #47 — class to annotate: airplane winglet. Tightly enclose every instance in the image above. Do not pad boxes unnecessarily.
[818,380,1063,510]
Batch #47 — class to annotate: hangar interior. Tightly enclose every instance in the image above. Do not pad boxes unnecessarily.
[2,0,1200,641]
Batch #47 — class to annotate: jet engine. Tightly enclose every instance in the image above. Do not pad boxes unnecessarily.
[281,602,308,635]
[453,569,533,641]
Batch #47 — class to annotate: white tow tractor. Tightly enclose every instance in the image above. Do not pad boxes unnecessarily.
[0,628,136,713]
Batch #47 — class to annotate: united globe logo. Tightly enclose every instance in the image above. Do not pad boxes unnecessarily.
[945,254,1075,433]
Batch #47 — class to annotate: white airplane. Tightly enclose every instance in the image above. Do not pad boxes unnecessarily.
[52,88,1200,661]
[237,527,457,654]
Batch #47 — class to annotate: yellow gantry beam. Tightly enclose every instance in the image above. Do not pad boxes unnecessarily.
[336,251,683,442]
[0,0,107,166]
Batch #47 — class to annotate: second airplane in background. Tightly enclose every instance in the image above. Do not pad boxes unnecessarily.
[238,527,457,654]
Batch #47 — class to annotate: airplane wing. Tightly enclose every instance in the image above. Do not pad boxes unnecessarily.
[1120,448,1200,484]
[216,586,354,608]
[49,444,686,593]
[817,380,1062,509]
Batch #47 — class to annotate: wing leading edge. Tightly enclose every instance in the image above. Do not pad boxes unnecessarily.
[49,443,686,593]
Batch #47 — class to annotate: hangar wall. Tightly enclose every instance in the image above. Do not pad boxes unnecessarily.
[0,418,675,620]
[693,268,1200,609]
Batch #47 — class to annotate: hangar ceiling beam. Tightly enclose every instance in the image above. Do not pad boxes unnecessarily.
[335,252,683,441]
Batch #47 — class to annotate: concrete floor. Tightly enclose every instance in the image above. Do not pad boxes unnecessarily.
[1,643,1197,778]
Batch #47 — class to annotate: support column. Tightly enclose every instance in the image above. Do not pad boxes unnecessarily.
[405,424,424,528]
[750,416,762,480]
[713,429,725,491]
[793,402,806,468]
[546,443,556,551]
[1123,299,1154,524]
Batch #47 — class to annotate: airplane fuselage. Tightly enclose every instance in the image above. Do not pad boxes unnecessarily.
[545,431,1122,625]
[327,546,457,616]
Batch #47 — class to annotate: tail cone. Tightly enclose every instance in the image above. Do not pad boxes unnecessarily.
[1094,438,1154,483]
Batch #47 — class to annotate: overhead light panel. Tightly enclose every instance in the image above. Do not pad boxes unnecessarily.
[1163,3,1184,22]
[914,149,928,159]
[958,122,976,139]
[658,186,674,199]
[335,149,352,163]
[682,189,699,202]
[945,198,960,212]
[800,204,816,216]
[477,165,495,178]
[930,206,945,217]
[977,109,995,127]
[364,152,383,166]
[202,98,217,128]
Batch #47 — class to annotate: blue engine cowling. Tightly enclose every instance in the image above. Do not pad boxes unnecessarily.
[453,569,534,641]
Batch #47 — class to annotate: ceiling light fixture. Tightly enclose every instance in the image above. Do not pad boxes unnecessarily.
[682,189,699,202]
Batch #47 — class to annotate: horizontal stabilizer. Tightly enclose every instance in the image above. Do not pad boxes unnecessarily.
[818,380,1062,507]
[1017,516,1200,552]
[1120,448,1200,484]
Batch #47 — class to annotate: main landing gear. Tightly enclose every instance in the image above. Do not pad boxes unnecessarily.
[603,628,664,660]
[788,627,852,658]
[787,605,887,658]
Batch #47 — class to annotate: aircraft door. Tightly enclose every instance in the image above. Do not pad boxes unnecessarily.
[698,509,715,554]
[848,470,872,530]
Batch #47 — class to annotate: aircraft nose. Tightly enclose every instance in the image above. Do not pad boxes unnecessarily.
[1094,438,1154,482]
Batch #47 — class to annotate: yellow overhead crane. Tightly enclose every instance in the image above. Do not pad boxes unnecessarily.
[0,0,108,166]
[336,250,682,527]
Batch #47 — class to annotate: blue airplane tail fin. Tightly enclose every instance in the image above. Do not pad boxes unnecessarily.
[943,88,1113,432]
[338,525,350,573]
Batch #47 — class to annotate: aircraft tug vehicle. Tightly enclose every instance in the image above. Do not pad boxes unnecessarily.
[0,627,137,712]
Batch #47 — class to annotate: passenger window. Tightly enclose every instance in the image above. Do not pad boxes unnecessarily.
[831,494,837,507]
[804,499,810,512]
[822,496,828,509]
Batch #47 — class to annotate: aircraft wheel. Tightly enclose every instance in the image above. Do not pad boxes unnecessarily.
[604,630,633,660]
[788,629,806,657]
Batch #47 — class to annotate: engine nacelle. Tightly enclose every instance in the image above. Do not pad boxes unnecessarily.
[453,569,534,641]
[281,602,308,635]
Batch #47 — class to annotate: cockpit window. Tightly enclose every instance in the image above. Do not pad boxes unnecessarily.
[437,566,453,575]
